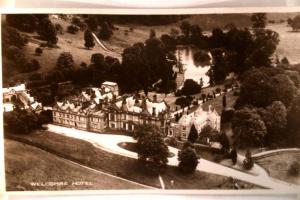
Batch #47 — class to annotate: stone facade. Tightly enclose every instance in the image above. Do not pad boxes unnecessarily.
[107,95,169,133]
[2,83,42,112]
[168,105,221,140]
[52,82,169,133]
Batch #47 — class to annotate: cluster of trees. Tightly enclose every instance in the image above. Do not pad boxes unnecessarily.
[159,14,280,85]
[119,30,176,95]
[176,79,202,96]
[287,15,300,31]
[4,108,52,134]
[232,67,300,148]
[82,15,186,26]
[134,124,200,174]
[6,14,58,45]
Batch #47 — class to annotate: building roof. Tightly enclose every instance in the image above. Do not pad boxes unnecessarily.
[115,96,167,117]
[178,105,219,127]
[3,84,26,94]
[102,81,118,86]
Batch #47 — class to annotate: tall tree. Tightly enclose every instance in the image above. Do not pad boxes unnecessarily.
[259,101,287,145]
[98,21,113,40]
[178,145,199,173]
[287,93,300,145]
[188,124,198,143]
[84,29,95,49]
[232,106,267,148]
[56,52,74,70]
[37,18,58,45]
[180,21,191,39]
[136,125,169,169]
[251,13,267,30]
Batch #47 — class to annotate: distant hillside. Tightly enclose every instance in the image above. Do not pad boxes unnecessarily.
[184,14,252,30]
[267,12,300,21]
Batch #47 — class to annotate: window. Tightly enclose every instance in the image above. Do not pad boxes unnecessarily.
[111,123,115,128]
[123,122,126,129]
[122,114,126,120]
[110,113,115,121]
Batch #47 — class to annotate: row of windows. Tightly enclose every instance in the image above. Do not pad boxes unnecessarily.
[54,111,104,122]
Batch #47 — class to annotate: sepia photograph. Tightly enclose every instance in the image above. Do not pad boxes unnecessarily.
[1,10,300,192]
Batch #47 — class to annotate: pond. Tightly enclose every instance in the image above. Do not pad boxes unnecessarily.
[176,46,211,88]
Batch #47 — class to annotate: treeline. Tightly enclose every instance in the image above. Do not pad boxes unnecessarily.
[81,14,187,26]
[160,14,280,85]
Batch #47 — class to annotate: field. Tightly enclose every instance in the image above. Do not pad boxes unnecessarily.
[268,23,300,64]
[5,130,260,189]
[4,139,146,191]
[256,152,300,185]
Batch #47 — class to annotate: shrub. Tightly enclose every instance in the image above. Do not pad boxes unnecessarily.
[35,47,43,56]
[288,162,300,176]
[24,59,40,72]
[55,23,64,34]
[80,62,87,67]
[175,96,193,108]
[243,150,254,170]
[178,146,199,174]
[67,24,79,34]
[215,87,221,94]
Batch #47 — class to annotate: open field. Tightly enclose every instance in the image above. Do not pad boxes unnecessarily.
[256,152,300,185]
[268,23,300,64]
[4,139,146,191]
[5,130,260,189]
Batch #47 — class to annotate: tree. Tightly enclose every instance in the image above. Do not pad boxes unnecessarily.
[2,26,28,50]
[251,13,267,30]
[56,52,74,70]
[248,29,279,68]
[35,47,43,56]
[236,68,275,108]
[188,124,198,143]
[175,96,193,108]
[220,131,230,152]
[4,108,41,134]
[259,101,287,145]
[291,15,300,31]
[37,18,58,45]
[6,14,38,32]
[271,74,297,107]
[230,148,237,165]
[243,149,254,170]
[193,50,210,66]
[180,79,201,95]
[223,94,227,108]
[170,28,179,38]
[178,145,199,173]
[135,125,169,170]
[284,70,300,88]
[149,29,156,39]
[84,29,95,49]
[287,93,300,145]
[180,21,191,39]
[208,48,228,84]
[232,107,267,148]
[86,15,98,31]
[190,24,203,46]
[99,21,113,40]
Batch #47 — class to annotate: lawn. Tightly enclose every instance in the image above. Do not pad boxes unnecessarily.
[201,90,238,114]
[256,152,300,185]
[5,130,260,189]
[4,139,146,191]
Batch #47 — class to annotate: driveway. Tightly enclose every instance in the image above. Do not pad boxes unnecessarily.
[47,124,298,190]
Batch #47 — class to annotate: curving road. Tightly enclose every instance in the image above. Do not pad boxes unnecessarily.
[47,124,299,190]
